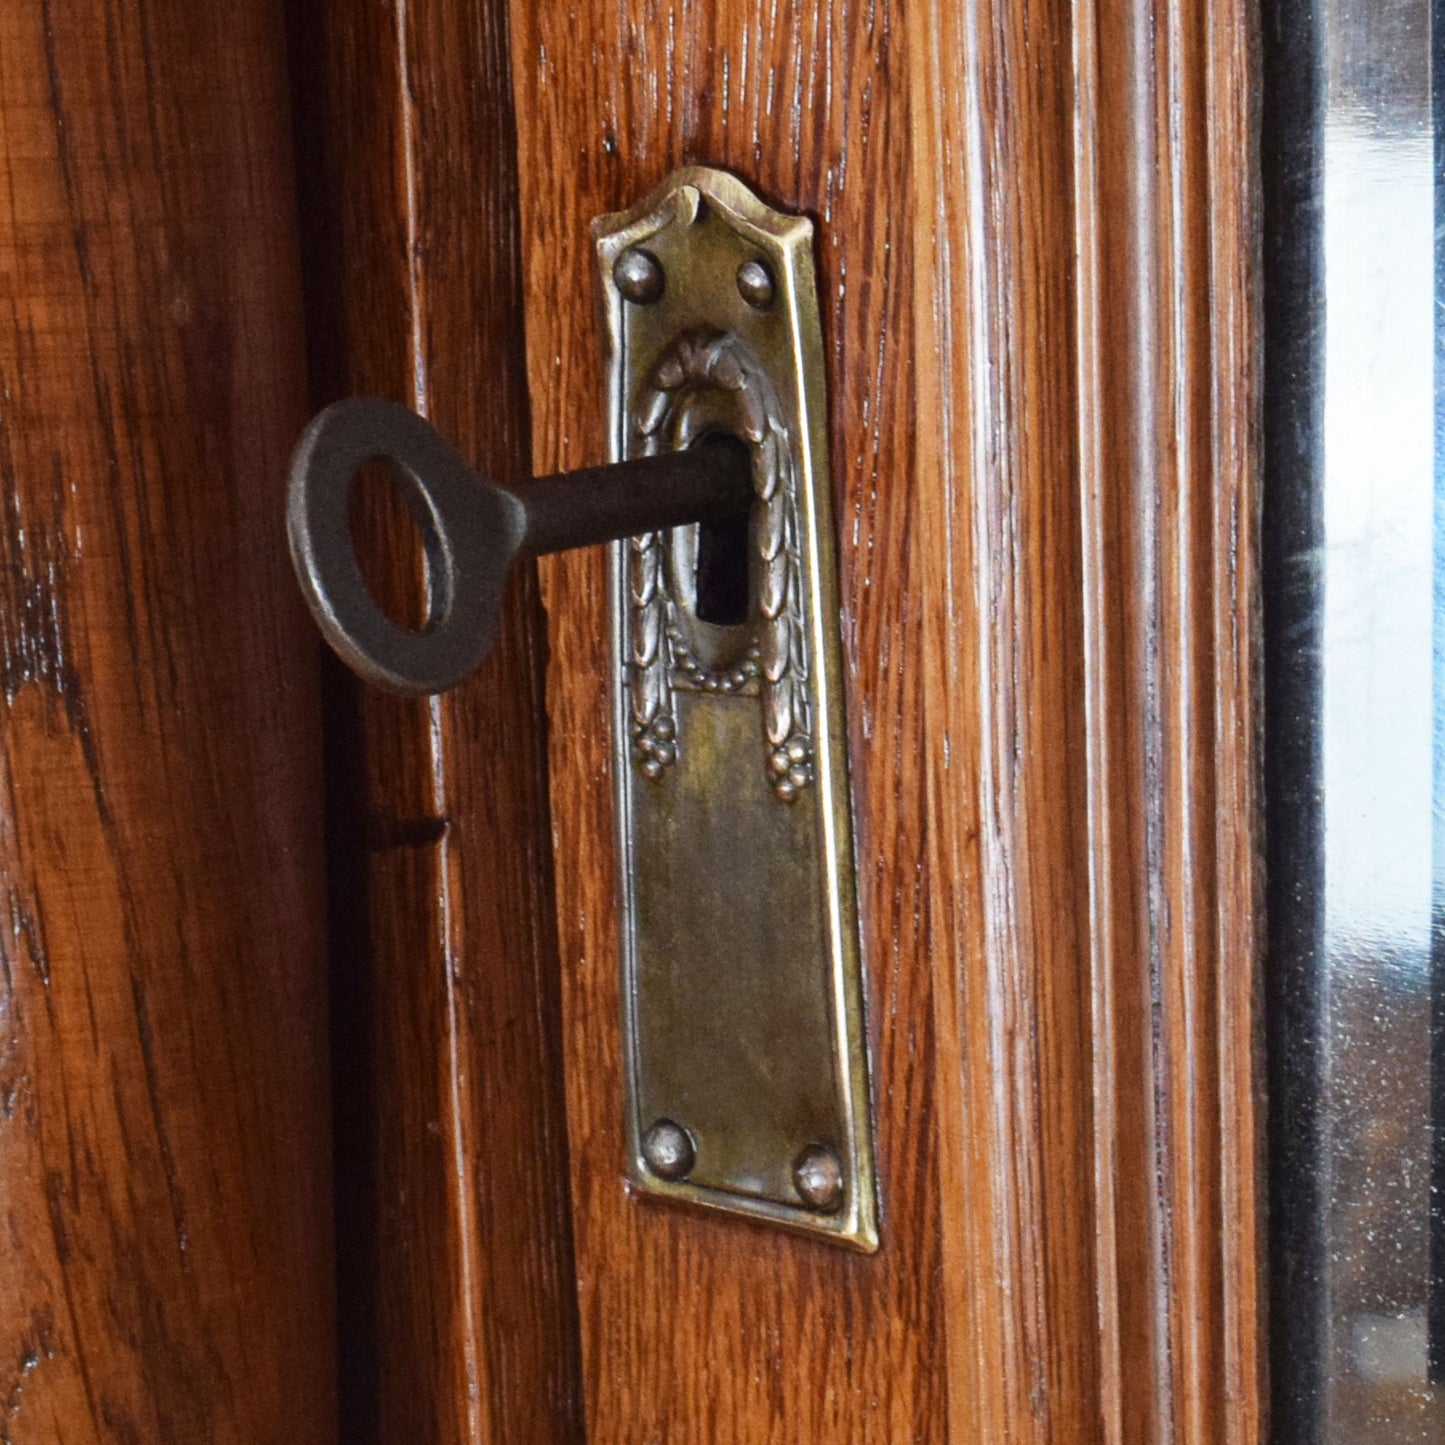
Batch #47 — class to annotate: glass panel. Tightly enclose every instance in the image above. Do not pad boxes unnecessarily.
[1264,0,1445,1437]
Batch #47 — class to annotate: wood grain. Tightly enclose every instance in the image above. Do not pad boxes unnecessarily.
[286,1,584,1440]
[0,1,335,1439]
[512,0,1261,1440]
[917,0,1263,1437]
[911,0,1102,1438]
[1070,0,1264,1437]
[510,3,944,1440]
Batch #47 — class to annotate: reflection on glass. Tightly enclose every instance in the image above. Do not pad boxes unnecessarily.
[1264,0,1444,1438]
[1321,48,1435,1442]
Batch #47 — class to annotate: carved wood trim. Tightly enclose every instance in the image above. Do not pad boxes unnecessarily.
[915,0,1262,1439]
[1072,2,1264,1438]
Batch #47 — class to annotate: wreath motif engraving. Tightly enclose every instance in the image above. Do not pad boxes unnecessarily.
[627,329,814,802]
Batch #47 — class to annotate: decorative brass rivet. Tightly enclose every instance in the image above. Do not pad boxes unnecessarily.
[736,258,775,309]
[793,1144,844,1213]
[614,247,664,304]
[642,1118,696,1180]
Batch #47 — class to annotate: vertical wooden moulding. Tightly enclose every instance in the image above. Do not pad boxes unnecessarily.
[1071,0,1265,1440]
[910,0,1102,1439]
[920,0,1264,1436]
[918,0,1263,1432]
[1205,2,1267,1434]
[0,2,335,1440]
[286,0,584,1441]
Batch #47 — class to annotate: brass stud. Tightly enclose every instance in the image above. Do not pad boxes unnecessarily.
[641,1118,696,1180]
[736,258,775,310]
[792,1143,844,1213]
[614,247,664,304]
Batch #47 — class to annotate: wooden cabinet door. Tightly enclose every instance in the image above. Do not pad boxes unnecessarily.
[511,2,1259,1441]
[0,3,335,1440]
[1,0,1261,1440]
[294,2,1262,1441]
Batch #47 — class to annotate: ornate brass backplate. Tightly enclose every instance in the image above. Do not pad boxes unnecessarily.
[595,168,877,1249]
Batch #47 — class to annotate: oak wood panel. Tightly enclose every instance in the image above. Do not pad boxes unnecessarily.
[0,2,335,1439]
[513,0,1261,1439]
[509,3,946,1441]
[286,1,585,1440]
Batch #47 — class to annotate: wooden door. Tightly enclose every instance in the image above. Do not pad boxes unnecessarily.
[0,3,335,1440]
[291,0,1262,1438]
[505,3,1261,1441]
[1,0,1261,1440]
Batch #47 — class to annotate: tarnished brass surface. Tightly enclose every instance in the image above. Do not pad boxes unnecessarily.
[595,168,877,1249]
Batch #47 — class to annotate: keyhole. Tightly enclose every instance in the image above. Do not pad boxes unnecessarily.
[692,434,751,627]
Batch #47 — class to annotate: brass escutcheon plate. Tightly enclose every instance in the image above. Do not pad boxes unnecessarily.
[595,167,877,1250]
